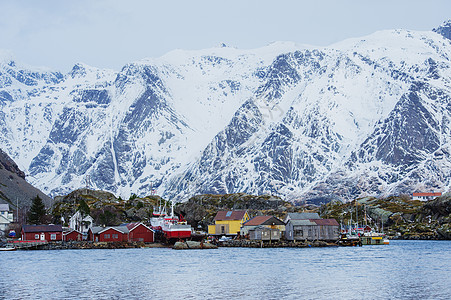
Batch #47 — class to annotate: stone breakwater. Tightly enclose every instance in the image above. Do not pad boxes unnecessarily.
[21,240,339,250]
[217,240,338,248]
[173,240,218,250]
[36,241,168,250]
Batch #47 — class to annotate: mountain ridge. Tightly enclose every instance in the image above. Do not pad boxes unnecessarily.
[1,24,450,203]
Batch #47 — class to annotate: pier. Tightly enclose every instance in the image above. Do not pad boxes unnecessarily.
[7,240,49,250]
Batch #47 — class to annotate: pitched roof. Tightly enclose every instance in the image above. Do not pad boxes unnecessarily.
[243,216,285,226]
[69,211,93,221]
[0,204,10,211]
[289,219,317,226]
[63,229,82,235]
[412,192,442,197]
[287,213,321,220]
[126,222,154,232]
[214,210,247,221]
[90,226,130,234]
[288,219,339,226]
[311,219,339,226]
[22,224,63,233]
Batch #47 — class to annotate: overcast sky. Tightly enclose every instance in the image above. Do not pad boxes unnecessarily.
[0,0,449,72]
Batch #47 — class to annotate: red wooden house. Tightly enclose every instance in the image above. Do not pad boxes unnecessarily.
[88,226,129,242]
[127,223,154,242]
[21,225,63,241]
[63,229,83,241]
[412,192,442,201]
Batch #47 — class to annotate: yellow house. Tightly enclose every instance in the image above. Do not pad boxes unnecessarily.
[208,210,250,236]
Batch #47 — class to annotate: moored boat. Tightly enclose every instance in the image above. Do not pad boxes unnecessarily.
[150,201,192,240]
[360,232,389,245]
[0,246,16,251]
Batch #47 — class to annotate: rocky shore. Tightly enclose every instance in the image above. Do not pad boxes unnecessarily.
[216,239,337,248]
[36,241,168,250]
[20,239,341,250]
[173,240,218,250]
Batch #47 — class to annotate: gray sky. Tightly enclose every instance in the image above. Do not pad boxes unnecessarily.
[0,0,449,72]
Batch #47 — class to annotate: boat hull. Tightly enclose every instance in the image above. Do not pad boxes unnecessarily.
[360,236,388,245]
[0,247,16,251]
[164,229,192,239]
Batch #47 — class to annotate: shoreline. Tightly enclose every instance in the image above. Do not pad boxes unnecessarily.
[7,236,450,251]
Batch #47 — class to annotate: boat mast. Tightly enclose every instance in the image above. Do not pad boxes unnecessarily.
[364,205,367,226]
[355,200,358,233]
[171,200,174,218]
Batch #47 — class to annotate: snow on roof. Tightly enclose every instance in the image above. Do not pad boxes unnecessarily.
[0,204,10,211]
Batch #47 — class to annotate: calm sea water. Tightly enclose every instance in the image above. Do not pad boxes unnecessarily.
[1,240,450,300]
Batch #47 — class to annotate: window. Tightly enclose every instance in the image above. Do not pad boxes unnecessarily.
[50,234,56,240]
[226,211,232,217]
[112,234,118,239]
[35,234,39,239]
[104,234,110,239]
[294,229,303,236]
[221,226,225,234]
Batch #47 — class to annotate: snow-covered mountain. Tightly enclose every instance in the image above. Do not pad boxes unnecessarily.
[1,21,450,203]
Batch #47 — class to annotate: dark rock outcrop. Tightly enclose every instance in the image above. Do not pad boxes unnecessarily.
[0,148,51,207]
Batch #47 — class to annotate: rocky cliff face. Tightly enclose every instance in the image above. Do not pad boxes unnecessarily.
[0,23,450,203]
[0,148,51,207]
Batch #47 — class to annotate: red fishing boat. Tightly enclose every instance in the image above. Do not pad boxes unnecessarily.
[151,201,192,240]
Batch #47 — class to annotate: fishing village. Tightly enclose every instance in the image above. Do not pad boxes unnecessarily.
[1,188,450,251]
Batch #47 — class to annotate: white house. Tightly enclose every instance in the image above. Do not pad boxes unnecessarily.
[0,204,14,232]
[69,211,94,234]
[412,192,442,201]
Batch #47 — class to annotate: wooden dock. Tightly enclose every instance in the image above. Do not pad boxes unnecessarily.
[7,240,49,249]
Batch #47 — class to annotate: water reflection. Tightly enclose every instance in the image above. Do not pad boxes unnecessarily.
[0,240,450,299]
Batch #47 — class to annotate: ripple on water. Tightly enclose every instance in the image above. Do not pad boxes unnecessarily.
[0,240,450,299]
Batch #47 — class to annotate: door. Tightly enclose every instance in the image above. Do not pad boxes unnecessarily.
[40,233,45,241]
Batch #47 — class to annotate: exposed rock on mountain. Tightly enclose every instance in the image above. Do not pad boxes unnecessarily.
[0,148,51,208]
[1,22,450,203]
[319,193,451,239]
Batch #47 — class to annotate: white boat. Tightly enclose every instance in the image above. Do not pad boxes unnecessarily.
[0,246,16,251]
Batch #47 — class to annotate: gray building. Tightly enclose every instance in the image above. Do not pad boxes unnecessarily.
[285,218,339,241]
[283,212,321,223]
[249,226,281,241]
[240,215,285,236]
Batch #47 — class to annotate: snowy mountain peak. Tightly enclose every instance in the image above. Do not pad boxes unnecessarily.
[0,50,15,65]
[1,24,450,202]
[433,19,451,40]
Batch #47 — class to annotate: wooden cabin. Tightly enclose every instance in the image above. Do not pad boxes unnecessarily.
[88,226,129,242]
[285,218,339,241]
[21,224,63,241]
[63,229,83,241]
[126,223,154,242]
[208,210,250,236]
[248,226,281,241]
[240,215,285,236]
